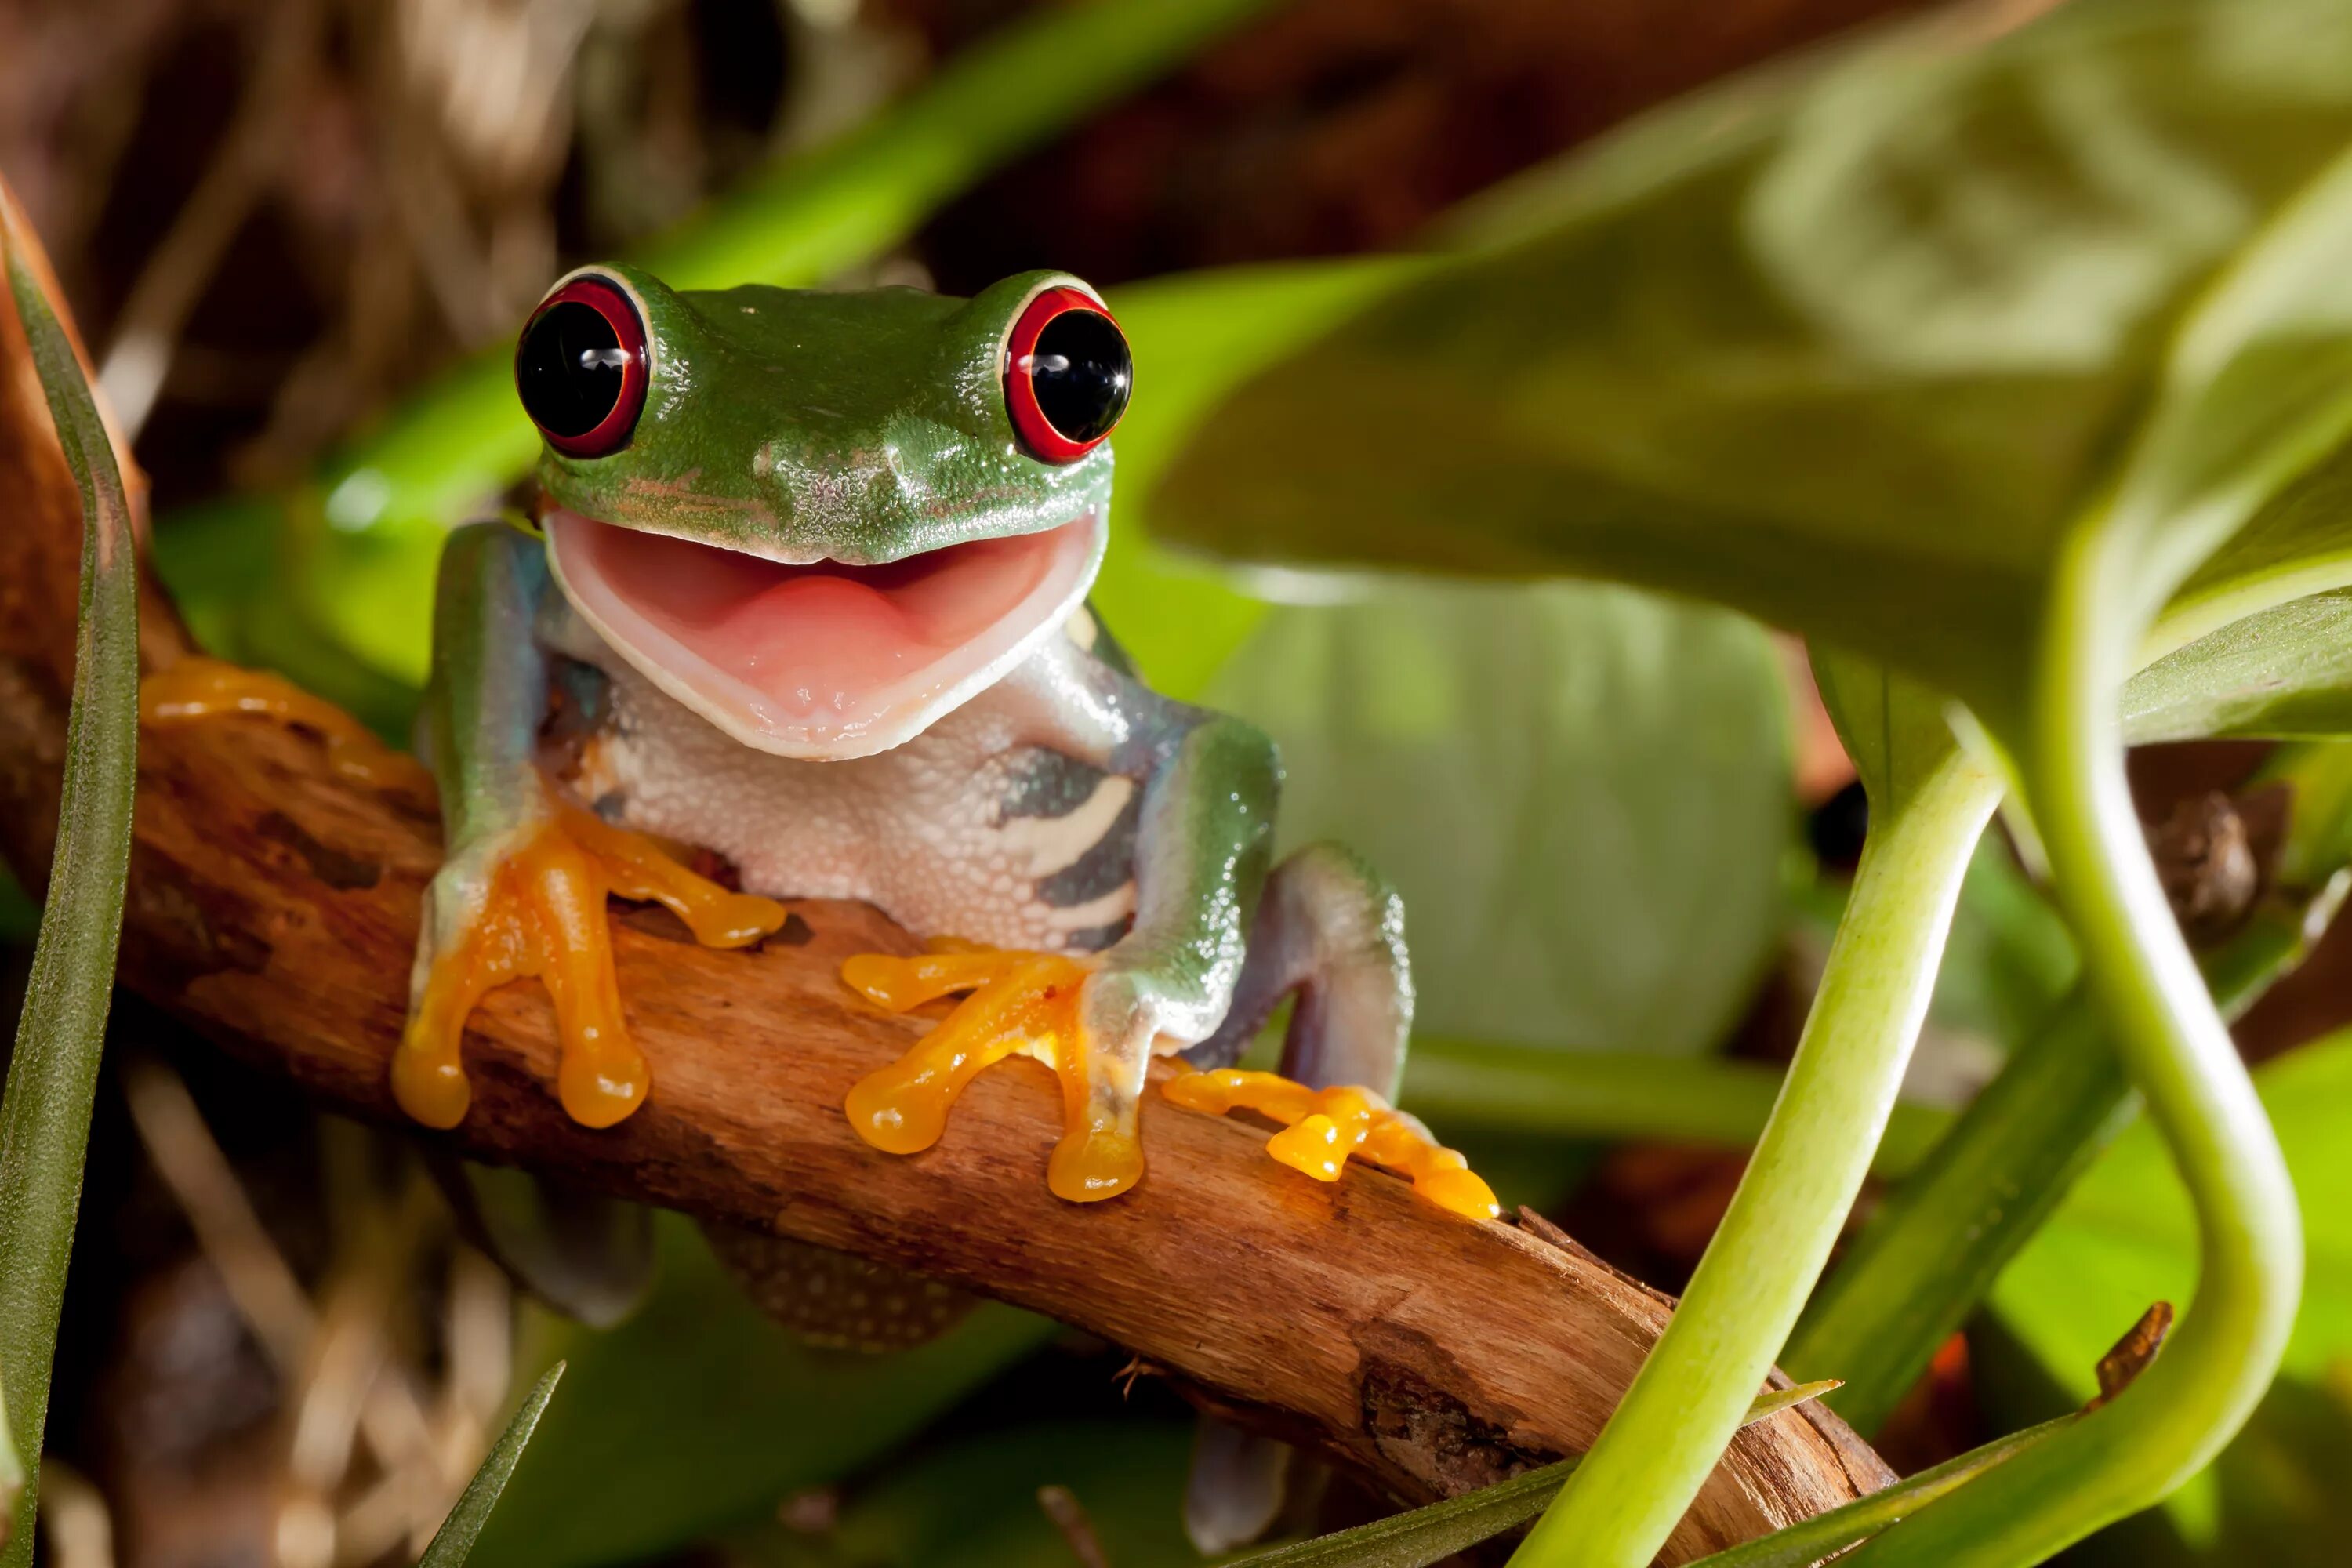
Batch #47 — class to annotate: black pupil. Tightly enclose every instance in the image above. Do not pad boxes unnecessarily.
[1029,310,1131,444]
[517,299,629,439]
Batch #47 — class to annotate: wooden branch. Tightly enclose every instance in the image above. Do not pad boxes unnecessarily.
[0,231,1891,1563]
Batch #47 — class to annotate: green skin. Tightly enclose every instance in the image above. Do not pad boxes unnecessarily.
[415,263,1413,1183]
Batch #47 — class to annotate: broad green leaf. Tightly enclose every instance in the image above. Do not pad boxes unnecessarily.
[1138,0,2352,727]
[416,1364,564,1568]
[469,1215,1054,1568]
[2122,590,2352,742]
[1991,1030,2352,1555]
[0,191,140,1566]
[1205,579,1791,1058]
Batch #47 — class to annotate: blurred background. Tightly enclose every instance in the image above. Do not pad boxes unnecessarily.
[5,0,2352,1563]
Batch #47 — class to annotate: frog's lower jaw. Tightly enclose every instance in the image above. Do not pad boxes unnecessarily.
[543,506,1104,763]
[840,946,1147,1203]
[394,781,788,1130]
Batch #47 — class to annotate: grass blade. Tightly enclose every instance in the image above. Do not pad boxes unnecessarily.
[418,1363,565,1568]
[1684,1417,2075,1568]
[0,191,142,1565]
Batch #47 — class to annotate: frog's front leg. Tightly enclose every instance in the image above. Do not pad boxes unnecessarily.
[396,521,785,1130]
[844,712,1277,1202]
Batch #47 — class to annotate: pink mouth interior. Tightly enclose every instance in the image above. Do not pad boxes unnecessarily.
[546,509,1097,756]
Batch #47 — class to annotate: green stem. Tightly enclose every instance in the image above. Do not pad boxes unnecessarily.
[1508,753,2002,1568]
[1840,533,2301,1566]
[1402,1040,1951,1178]
[0,211,141,1565]
[1789,742,2350,1439]
[1783,990,2129,1436]
[1788,870,2330,1436]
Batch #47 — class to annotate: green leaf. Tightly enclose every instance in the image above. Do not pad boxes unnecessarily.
[468,1215,1054,1568]
[2122,590,2352,742]
[417,1363,564,1568]
[1990,1029,2352,1555]
[0,193,141,1566]
[1204,579,1791,1058]
[1138,0,2352,728]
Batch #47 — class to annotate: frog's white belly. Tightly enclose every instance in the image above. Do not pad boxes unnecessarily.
[556,641,1140,954]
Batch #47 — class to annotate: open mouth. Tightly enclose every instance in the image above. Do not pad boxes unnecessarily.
[545,508,1104,759]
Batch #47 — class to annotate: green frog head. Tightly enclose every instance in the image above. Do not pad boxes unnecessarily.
[514,264,1132,759]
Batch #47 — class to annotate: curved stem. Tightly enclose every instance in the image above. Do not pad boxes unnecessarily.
[1509,751,2000,1568]
[1842,531,2302,1566]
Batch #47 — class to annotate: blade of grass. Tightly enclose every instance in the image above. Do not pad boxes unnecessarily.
[416,1363,564,1568]
[1682,1417,2074,1568]
[0,194,142,1566]
[1229,1385,1837,1568]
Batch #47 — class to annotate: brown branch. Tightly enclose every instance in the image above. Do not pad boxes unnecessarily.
[0,218,1891,1563]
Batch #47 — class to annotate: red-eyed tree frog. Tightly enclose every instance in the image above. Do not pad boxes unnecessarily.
[143,264,1497,1552]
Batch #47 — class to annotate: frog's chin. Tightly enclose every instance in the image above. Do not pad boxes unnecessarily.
[544,508,1105,760]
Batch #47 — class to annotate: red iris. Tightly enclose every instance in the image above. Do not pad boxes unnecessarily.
[1004,285,1132,464]
[516,274,650,459]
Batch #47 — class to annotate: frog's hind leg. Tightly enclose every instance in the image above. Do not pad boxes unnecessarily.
[1185,841,1413,1096]
[1180,843,1410,1556]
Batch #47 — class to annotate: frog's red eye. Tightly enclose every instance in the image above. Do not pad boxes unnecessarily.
[1004,286,1131,463]
[517,274,649,459]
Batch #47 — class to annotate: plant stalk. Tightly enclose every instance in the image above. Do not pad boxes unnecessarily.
[1509,751,2001,1568]
[1839,529,2302,1566]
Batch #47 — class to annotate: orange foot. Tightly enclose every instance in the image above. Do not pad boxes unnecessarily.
[142,655,434,793]
[394,782,786,1131]
[1162,1068,1500,1221]
[840,945,1146,1203]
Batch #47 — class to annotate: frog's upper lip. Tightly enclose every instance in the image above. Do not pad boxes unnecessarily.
[544,508,1105,760]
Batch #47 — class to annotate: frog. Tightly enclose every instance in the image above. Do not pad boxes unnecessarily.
[376,260,1501,1233]
[135,263,1497,1553]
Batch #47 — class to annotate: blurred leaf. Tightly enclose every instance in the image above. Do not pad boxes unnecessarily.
[470,1216,1055,1568]
[1141,0,2352,731]
[1401,1041,1951,1178]
[1926,834,2078,1058]
[1990,1029,2352,1553]
[0,191,140,1565]
[2123,590,2352,742]
[1207,579,1791,1058]
[417,1364,564,1568]
[732,1420,1203,1568]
